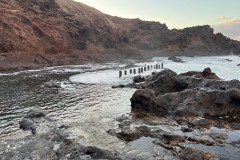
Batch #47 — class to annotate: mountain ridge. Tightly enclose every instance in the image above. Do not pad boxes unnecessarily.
[0,0,240,71]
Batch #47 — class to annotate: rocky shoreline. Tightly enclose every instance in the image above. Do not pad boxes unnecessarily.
[110,68,240,159]
[1,67,240,159]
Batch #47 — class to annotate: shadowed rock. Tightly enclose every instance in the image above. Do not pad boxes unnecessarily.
[180,147,218,160]
[19,119,36,134]
[130,68,240,119]
[24,109,46,119]
[168,56,184,63]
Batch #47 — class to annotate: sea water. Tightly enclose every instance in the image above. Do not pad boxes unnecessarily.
[0,55,240,159]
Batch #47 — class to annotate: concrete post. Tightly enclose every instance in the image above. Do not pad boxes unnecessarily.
[119,71,122,78]
[141,68,143,73]
[133,69,136,74]
[161,63,164,69]
[124,70,127,75]
[130,69,132,74]
[147,66,150,70]
[144,67,146,71]
[138,68,141,73]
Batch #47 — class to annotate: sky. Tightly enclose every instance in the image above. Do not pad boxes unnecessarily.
[75,0,240,40]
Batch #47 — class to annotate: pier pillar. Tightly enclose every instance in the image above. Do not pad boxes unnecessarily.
[144,67,146,71]
[130,69,132,74]
[119,71,122,78]
[124,70,127,75]
[138,68,141,73]
[147,66,150,70]
[141,68,143,73]
[133,69,136,74]
[161,63,164,69]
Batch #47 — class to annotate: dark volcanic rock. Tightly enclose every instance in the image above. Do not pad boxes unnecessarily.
[131,68,240,119]
[133,75,145,83]
[145,69,188,96]
[107,126,151,142]
[19,119,37,134]
[56,141,120,160]
[180,147,218,160]
[19,109,52,134]
[25,109,46,119]
[168,56,184,63]
[179,67,220,80]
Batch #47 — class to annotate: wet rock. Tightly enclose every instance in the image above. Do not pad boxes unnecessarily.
[112,83,143,89]
[43,80,61,88]
[225,59,232,62]
[107,127,143,142]
[133,75,145,83]
[187,137,215,146]
[19,109,53,135]
[152,71,157,75]
[162,133,187,144]
[82,146,118,159]
[168,56,184,63]
[180,147,218,160]
[209,132,228,140]
[144,69,182,96]
[131,68,240,120]
[107,126,151,142]
[56,141,120,160]
[131,89,165,116]
[112,84,125,88]
[180,67,220,80]
[19,119,37,134]
[188,119,215,129]
[238,64,240,67]
[24,109,46,119]
[181,127,194,132]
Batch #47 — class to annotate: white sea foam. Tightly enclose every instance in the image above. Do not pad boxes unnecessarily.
[70,55,240,84]
[157,55,240,80]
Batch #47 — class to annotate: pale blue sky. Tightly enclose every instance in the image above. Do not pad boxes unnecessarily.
[75,0,240,40]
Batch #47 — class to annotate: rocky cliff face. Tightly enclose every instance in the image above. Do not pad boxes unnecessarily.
[0,0,240,71]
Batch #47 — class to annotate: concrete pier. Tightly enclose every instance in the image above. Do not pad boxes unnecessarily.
[119,63,164,78]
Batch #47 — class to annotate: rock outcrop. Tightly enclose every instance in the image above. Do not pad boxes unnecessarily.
[0,0,240,71]
[130,68,240,119]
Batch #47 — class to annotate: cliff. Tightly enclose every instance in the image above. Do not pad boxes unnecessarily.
[0,0,240,71]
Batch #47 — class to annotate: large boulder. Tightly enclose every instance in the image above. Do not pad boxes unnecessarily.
[179,67,220,80]
[145,69,188,96]
[131,68,240,119]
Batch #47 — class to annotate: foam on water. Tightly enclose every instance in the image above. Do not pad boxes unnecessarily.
[69,55,240,85]
[70,70,133,85]
[155,55,240,80]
